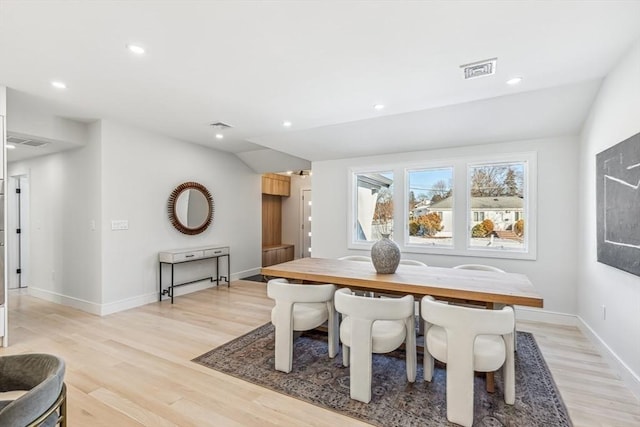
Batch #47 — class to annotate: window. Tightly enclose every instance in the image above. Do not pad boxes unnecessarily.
[348,153,535,259]
[468,161,527,251]
[407,167,453,247]
[353,171,394,242]
[473,211,485,222]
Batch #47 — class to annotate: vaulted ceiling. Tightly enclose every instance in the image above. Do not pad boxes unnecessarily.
[1,1,639,167]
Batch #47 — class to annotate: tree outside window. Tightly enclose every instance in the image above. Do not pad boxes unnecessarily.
[407,167,453,247]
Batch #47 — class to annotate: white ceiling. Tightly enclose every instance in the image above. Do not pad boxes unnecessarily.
[1,1,639,164]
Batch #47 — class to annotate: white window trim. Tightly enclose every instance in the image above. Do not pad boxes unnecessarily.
[347,166,396,250]
[347,152,536,260]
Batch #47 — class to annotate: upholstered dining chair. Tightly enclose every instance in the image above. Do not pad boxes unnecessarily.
[421,296,515,427]
[338,255,372,262]
[267,278,339,373]
[452,263,516,352]
[398,259,428,266]
[338,256,374,296]
[0,353,67,427]
[334,288,416,403]
[452,264,505,273]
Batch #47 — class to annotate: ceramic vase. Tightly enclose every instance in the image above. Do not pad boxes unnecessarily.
[371,234,400,274]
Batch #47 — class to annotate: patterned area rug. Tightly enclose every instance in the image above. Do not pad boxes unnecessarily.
[193,324,572,427]
[241,274,267,283]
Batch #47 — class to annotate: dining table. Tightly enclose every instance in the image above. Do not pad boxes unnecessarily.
[261,257,543,308]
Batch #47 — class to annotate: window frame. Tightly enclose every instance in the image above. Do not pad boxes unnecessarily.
[347,152,537,260]
[405,165,456,250]
[465,156,536,259]
[347,166,396,249]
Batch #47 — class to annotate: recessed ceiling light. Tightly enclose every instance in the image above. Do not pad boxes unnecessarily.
[215,134,224,139]
[127,44,145,54]
[374,104,385,110]
[283,121,292,127]
[6,144,16,150]
[506,76,523,85]
[51,81,67,89]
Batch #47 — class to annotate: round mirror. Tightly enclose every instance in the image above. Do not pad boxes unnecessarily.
[168,182,214,235]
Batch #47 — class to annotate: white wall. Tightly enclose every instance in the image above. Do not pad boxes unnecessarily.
[6,90,88,148]
[282,174,311,258]
[8,121,103,308]
[99,121,261,310]
[312,136,579,315]
[578,39,640,392]
[8,119,262,315]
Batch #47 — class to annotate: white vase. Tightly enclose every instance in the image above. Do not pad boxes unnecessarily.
[371,234,400,274]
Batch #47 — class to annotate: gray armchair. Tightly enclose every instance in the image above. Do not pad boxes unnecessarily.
[0,353,66,427]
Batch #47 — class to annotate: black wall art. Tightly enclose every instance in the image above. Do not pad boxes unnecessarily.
[596,131,640,277]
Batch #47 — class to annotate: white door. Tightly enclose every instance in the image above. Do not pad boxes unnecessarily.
[302,189,312,257]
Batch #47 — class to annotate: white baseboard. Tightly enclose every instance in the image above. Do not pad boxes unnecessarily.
[515,306,640,400]
[28,287,103,316]
[101,292,159,316]
[576,316,640,400]
[514,306,579,326]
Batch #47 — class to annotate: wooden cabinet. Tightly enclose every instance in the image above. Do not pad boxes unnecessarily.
[261,173,293,267]
[262,244,294,267]
[262,173,290,196]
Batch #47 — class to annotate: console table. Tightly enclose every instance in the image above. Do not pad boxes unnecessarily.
[159,245,230,303]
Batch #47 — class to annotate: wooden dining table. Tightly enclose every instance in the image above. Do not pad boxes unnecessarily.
[261,257,543,308]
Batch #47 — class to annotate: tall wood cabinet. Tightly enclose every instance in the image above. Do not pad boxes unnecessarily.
[262,174,294,267]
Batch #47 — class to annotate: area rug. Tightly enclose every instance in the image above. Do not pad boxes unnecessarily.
[192,324,572,426]
[241,274,267,283]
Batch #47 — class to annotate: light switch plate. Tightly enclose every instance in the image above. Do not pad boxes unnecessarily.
[111,220,129,230]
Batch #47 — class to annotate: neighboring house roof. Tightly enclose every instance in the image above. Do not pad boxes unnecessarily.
[472,196,523,209]
[428,197,453,209]
[428,196,523,210]
[412,201,431,212]
[357,173,393,190]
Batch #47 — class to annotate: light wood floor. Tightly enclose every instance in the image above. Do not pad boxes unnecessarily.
[1,281,638,426]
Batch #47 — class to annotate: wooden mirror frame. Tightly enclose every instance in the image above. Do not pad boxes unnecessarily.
[167,182,214,235]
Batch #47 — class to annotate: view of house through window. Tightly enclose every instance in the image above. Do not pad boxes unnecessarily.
[468,162,526,250]
[354,172,394,241]
[408,167,453,246]
[350,154,534,258]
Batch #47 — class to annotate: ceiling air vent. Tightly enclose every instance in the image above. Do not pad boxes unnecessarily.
[460,58,497,80]
[7,135,31,145]
[21,139,49,147]
[6,134,50,147]
[210,122,233,130]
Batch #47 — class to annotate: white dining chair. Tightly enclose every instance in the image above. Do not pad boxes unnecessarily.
[452,264,505,273]
[338,255,372,262]
[334,288,416,403]
[267,278,339,373]
[421,295,515,427]
[399,259,428,266]
[452,263,516,352]
[338,256,374,296]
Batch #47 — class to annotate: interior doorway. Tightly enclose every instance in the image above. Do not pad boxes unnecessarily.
[302,189,312,257]
[8,174,29,289]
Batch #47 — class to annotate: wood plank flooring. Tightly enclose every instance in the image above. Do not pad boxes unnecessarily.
[1,281,638,426]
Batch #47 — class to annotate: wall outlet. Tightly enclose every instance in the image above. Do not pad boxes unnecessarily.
[90,220,96,231]
[601,305,607,321]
